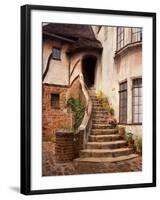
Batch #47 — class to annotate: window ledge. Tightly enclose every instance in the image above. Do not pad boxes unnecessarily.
[114,41,142,59]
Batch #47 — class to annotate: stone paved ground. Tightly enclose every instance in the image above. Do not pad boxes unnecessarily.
[42,141,142,176]
[42,142,76,176]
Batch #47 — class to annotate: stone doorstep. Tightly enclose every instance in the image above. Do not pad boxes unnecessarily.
[87,140,127,149]
[89,134,122,142]
[74,154,138,163]
[91,129,118,135]
[80,147,133,158]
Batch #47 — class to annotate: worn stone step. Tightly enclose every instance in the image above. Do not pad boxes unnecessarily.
[80,148,133,158]
[91,129,118,135]
[93,108,107,112]
[89,134,122,142]
[74,154,139,174]
[92,119,109,123]
[91,98,99,101]
[92,124,113,129]
[92,100,102,106]
[93,113,109,117]
[75,154,138,163]
[87,140,127,149]
[92,104,104,110]
[93,111,109,115]
[92,115,110,120]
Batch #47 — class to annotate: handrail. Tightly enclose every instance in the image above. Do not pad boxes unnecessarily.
[77,73,92,148]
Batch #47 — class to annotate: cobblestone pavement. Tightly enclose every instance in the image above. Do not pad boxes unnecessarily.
[42,142,76,176]
[42,142,142,176]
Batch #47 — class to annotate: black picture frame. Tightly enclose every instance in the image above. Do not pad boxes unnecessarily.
[21,4,156,195]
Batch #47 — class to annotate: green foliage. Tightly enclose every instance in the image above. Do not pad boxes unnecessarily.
[96,91,109,105]
[126,131,133,142]
[96,90,114,115]
[109,107,114,115]
[134,136,142,154]
[67,98,85,130]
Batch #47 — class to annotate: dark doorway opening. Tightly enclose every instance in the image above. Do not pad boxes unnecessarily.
[82,55,97,88]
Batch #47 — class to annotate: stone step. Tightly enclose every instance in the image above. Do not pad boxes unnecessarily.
[75,154,138,163]
[74,154,139,174]
[92,124,113,129]
[92,119,109,123]
[92,105,102,108]
[89,134,122,142]
[92,114,110,119]
[74,154,138,173]
[87,140,127,149]
[93,108,108,114]
[92,112,109,119]
[91,129,118,135]
[80,148,133,158]
[90,96,99,102]
[93,108,107,112]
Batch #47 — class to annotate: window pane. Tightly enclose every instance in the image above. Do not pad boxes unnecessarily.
[133,97,139,105]
[51,94,60,108]
[139,114,142,123]
[52,48,61,59]
[139,97,142,105]
[139,105,142,114]
[132,78,142,123]
[133,88,139,96]
[139,88,142,96]
[119,81,127,123]
[133,114,138,123]
[133,105,138,114]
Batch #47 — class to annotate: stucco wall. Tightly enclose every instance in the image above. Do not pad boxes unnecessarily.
[94,26,142,137]
[43,39,70,85]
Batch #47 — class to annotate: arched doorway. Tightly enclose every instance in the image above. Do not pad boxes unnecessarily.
[82,55,97,88]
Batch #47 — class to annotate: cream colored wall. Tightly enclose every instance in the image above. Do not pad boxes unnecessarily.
[43,38,101,88]
[43,39,70,85]
[94,26,142,137]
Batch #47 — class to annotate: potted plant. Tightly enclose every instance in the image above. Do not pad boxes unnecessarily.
[126,131,134,148]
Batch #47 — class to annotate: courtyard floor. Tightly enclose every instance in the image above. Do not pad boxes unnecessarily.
[42,141,142,176]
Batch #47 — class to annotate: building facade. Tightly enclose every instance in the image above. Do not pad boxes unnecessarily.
[92,26,142,138]
[42,23,142,141]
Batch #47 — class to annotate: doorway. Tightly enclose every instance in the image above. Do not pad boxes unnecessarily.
[82,55,97,88]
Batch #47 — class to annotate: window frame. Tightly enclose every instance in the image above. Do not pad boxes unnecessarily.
[119,81,127,124]
[132,78,142,124]
[52,47,61,60]
[51,93,60,109]
[131,27,142,43]
[116,27,125,51]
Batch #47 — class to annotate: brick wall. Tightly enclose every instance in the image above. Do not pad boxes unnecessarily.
[55,130,74,162]
[42,84,73,141]
[55,130,84,162]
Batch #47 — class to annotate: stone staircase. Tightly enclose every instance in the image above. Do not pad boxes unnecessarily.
[74,89,138,174]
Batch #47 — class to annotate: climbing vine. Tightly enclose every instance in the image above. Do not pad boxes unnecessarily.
[67,98,85,130]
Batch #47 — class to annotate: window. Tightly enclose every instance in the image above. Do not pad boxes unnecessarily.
[117,27,125,51]
[51,94,60,109]
[52,48,61,60]
[131,27,142,43]
[132,78,142,123]
[119,81,127,123]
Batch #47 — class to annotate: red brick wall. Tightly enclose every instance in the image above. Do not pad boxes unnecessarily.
[42,84,73,141]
